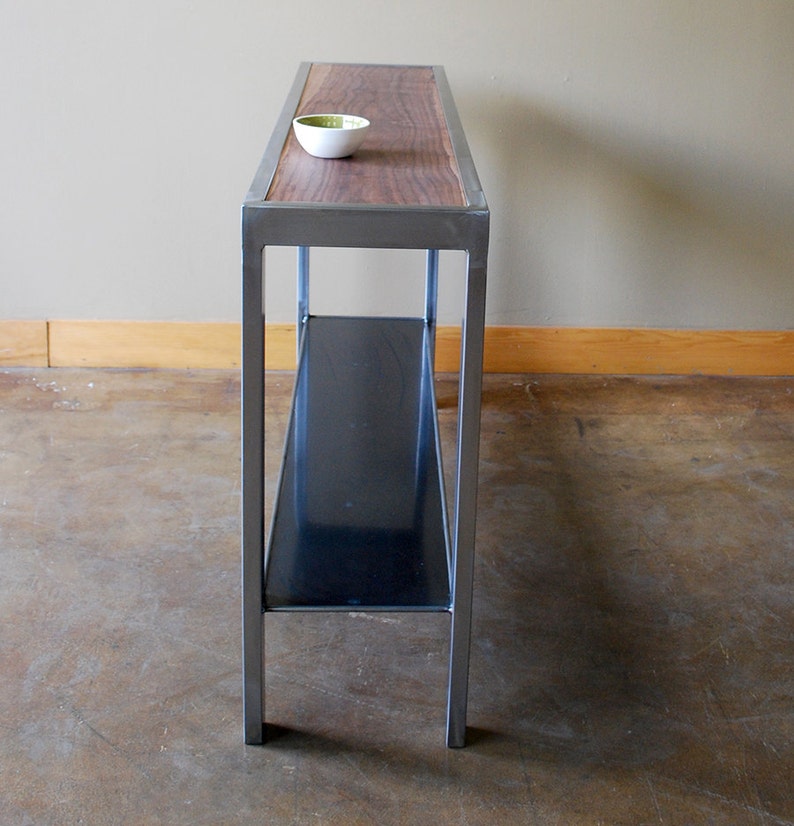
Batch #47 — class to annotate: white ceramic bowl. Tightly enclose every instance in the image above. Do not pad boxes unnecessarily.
[292,114,370,158]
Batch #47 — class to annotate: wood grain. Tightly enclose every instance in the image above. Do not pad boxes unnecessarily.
[48,321,242,369]
[0,321,48,366]
[266,64,466,207]
[46,321,295,370]
[476,327,794,376]
[271,325,794,375]
[8,320,793,375]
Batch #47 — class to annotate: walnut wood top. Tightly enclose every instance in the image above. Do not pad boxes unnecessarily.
[265,64,467,208]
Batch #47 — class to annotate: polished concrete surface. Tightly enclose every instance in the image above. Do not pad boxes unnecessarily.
[1,368,792,825]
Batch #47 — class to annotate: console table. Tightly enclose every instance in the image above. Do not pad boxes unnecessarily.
[241,63,489,747]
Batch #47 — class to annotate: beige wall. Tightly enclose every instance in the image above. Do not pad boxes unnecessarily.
[2,1,792,328]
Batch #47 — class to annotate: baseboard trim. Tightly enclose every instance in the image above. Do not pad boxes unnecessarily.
[3,320,793,375]
[0,321,49,367]
[47,320,242,369]
[476,326,794,376]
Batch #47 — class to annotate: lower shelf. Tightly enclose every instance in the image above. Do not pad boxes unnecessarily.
[265,316,451,611]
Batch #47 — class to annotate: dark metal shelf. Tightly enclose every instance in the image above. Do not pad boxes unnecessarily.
[265,316,451,611]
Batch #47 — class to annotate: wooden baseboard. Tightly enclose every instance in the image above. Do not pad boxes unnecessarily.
[477,327,794,376]
[393,325,794,375]
[47,321,242,369]
[0,321,49,367]
[4,320,793,375]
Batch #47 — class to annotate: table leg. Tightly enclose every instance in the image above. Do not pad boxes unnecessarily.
[446,250,487,748]
[242,235,265,744]
[425,249,439,365]
[297,246,310,358]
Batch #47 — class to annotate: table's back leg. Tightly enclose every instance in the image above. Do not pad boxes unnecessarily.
[425,249,439,365]
[446,248,487,748]
[297,246,310,358]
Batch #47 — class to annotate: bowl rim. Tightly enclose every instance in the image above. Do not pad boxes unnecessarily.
[293,113,370,131]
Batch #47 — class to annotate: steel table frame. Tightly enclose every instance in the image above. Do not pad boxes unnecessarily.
[241,63,489,748]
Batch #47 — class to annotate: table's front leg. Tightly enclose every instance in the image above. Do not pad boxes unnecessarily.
[241,230,265,744]
[446,248,487,748]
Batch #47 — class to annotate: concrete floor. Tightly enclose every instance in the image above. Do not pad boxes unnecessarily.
[1,367,792,825]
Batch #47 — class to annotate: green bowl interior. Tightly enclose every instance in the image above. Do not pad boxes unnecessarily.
[296,114,368,130]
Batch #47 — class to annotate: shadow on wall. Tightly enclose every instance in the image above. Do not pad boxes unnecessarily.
[463,91,794,329]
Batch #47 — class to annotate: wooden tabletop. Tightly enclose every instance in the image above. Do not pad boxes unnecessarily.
[265,64,467,208]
